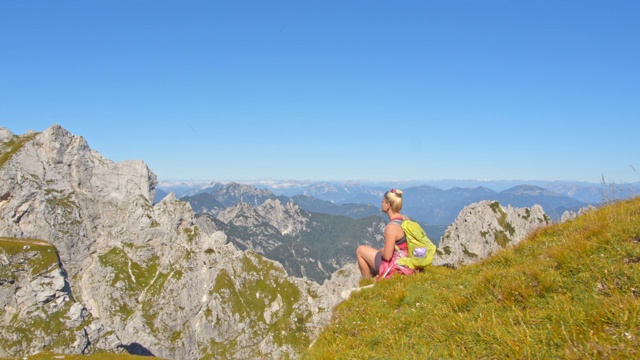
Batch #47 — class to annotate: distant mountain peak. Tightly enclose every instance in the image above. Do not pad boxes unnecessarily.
[502,185,562,197]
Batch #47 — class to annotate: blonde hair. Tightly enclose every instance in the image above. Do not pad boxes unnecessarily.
[384,189,403,212]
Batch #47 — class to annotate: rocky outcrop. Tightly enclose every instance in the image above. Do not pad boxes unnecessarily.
[0,125,361,359]
[0,125,157,278]
[0,237,119,356]
[217,199,308,238]
[560,205,597,222]
[218,203,270,229]
[433,200,551,267]
[257,199,308,236]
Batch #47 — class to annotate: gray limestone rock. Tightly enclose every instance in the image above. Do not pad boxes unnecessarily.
[0,125,362,359]
[256,199,308,236]
[0,238,120,357]
[432,200,551,267]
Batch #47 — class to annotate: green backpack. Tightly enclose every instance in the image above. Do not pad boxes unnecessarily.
[396,219,437,270]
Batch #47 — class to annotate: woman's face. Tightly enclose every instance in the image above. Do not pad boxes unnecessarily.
[381,198,390,213]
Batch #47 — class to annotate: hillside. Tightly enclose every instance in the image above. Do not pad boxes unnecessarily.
[303,197,640,359]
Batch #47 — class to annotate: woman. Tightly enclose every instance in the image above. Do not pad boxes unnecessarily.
[356,188,413,279]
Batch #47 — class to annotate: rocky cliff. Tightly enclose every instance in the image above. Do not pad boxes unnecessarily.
[433,200,551,267]
[0,125,361,359]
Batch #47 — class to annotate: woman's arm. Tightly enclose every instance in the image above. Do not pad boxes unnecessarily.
[381,224,402,261]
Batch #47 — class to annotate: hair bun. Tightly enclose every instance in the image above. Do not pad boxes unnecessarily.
[394,189,403,197]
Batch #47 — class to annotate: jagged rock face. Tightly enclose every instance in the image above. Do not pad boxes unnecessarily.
[0,125,157,277]
[0,237,119,356]
[218,203,270,229]
[0,128,14,143]
[215,204,289,263]
[433,200,551,267]
[0,125,361,359]
[194,213,225,235]
[218,199,308,237]
[257,199,308,236]
[211,182,275,207]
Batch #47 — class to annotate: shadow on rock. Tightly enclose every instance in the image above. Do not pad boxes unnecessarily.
[119,342,155,356]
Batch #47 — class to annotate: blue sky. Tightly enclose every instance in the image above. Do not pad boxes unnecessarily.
[1,1,638,183]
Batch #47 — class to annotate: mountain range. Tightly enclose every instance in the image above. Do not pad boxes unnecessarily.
[159,178,640,207]
[157,179,638,228]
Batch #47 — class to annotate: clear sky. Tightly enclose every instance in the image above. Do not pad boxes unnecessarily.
[1,1,638,184]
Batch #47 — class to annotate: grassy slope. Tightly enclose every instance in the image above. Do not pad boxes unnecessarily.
[303,197,640,359]
[0,237,59,276]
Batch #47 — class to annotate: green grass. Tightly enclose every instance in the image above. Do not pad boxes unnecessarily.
[97,246,166,329]
[303,197,640,359]
[0,237,59,276]
[0,132,38,168]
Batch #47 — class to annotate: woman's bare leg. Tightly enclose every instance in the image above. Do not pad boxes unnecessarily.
[356,245,379,278]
